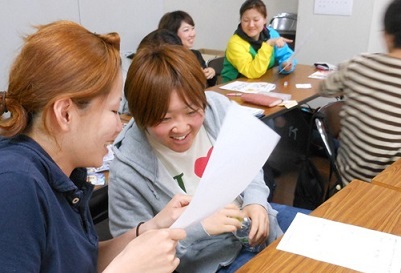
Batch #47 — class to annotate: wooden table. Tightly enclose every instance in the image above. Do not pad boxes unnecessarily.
[207,64,321,119]
[237,180,401,272]
[372,158,401,192]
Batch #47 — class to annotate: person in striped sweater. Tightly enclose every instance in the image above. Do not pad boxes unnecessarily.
[319,0,401,185]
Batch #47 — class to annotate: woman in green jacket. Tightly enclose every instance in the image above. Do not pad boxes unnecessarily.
[222,0,297,83]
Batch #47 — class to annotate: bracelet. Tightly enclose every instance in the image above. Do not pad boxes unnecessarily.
[136,221,145,237]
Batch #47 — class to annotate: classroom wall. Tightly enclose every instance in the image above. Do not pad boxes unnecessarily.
[0,0,391,91]
[296,0,391,66]
[0,0,163,90]
[295,0,392,108]
[367,0,392,52]
[0,0,79,91]
[79,0,163,54]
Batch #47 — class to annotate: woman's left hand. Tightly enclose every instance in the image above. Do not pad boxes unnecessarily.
[242,204,269,246]
[203,67,215,79]
[145,194,192,231]
[266,37,293,48]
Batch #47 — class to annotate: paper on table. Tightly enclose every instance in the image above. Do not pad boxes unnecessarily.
[295,83,312,89]
[239,105,264,117]
[277,213,401,273]
[219,81,276,93]
[308,70,334,79]
[171,102,280,229]
[279,100,298,109]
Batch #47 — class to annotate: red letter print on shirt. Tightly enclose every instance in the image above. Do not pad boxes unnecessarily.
[194,147,214,178]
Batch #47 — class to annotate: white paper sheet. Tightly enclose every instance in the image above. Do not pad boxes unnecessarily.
[277,213,401,273]
[239,105,264,117]
[308,70,334,79]
[171,102,280,228]
[295,83,312,89]
[219,81,276,93]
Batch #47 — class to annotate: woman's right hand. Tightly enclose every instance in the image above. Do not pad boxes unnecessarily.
[201,204,244,235]
[104,228,186,273]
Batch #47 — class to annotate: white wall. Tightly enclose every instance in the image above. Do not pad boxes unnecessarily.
[0,0,163,90]
[367,0,392,52]
[79,0,163,53]
[296,0,391,66]
[296,0,392,109]
[0,0,80,90]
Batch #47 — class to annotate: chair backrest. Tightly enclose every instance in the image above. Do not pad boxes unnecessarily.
[315,101,343,156]
[314,100,344,196]
[317,100,344,138]
[315,101,344,156]
[69,167,109,225]
[207,56,224,76]
[207,56,224,85]
[89,185,109,225]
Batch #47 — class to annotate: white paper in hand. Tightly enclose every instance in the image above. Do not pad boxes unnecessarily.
[171,102,280,229]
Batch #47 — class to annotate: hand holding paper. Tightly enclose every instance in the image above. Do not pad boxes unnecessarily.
[171,102,280,229]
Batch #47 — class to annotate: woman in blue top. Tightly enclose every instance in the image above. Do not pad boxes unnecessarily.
[0,20,190,273]
[222,0,297,83]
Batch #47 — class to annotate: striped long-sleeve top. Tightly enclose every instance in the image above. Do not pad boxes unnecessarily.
[319,53,401,185]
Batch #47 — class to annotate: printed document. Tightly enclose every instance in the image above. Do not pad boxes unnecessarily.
[277,213,401,273]
[220,81,276,93]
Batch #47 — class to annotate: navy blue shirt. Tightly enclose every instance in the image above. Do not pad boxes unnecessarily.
[0,135,98,273]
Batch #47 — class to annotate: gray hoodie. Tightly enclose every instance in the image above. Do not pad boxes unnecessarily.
[108,91,283,273]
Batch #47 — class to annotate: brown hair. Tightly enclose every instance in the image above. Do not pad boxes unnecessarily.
[0,20,121,137]
[125,44,207,130]
[158,10,195,34]
[240,0,267,19]
[137,29,183,53]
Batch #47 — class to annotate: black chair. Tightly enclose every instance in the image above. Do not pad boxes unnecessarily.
[207,56,224,84]
[293,101,344,209]
[89,185,109,225]
[315,101,343,158]
[69,167,109,225]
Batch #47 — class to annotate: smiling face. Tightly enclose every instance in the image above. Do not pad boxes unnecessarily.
[177,21,196,49]
[240,8,267,40]
[68,71,123,169]
[146,90,205,153]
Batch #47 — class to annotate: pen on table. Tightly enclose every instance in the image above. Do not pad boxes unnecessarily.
[278,62,292,74]
[226,93,243,97]
[278,49,296,73]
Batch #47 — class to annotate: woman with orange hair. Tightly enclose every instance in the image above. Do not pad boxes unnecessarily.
[0,20,188,273]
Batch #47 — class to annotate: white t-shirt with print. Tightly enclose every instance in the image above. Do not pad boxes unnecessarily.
[147,125,214,195]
